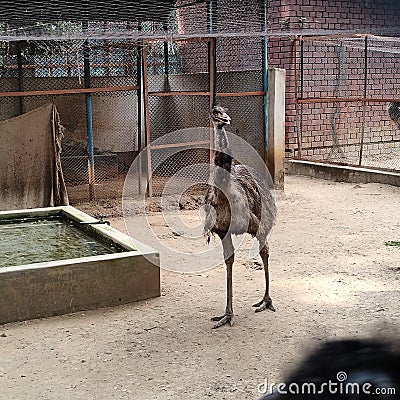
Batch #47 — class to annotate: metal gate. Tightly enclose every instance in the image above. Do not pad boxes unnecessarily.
[142,35,268,197]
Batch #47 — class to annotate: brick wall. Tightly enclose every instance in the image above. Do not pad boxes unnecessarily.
[286,36,400,166]
[176,0,263,74]
[267,0,400,163]
[268,0,400,32]
[175,0,400,166]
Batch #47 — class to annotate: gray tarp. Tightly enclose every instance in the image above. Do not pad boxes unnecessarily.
[0,103,69,211]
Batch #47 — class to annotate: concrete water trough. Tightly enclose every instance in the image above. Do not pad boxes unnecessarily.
[0,206,160,325]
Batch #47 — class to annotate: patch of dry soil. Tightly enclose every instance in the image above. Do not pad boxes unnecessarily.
[1,175,399,399]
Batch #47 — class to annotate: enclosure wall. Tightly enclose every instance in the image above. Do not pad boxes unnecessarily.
[266,0,400,154]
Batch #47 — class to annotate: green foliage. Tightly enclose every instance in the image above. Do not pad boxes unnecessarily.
[384,241,400,247]
[24,22,82,56]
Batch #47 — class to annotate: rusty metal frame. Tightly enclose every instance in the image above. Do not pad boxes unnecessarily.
[297,97,400,103]
[142,37,213,197]
[293,33,400,165]
[0,86,139,97]
[141,34,268,197]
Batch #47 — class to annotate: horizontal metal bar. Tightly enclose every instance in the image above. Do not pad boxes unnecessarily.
[0,86,139,97]
[148,91,265,97]
[4,29,398,44]
[150,140,210,150]
[3,62,137,70]
[295,33,374,42]
[297,97,400,104]
[148,91,210,97]
[217,91,266,97]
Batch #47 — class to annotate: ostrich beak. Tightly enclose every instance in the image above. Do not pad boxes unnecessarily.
[220,113,231,125]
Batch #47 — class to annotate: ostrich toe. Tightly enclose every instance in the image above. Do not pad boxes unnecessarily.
[253,298,275,312]
[211,313,234,328]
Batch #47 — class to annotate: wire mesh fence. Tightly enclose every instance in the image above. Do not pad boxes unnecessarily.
[143,33,267,197]
[0,28,268,202]
[143,37,211,197]
[0,39,139,202]
[215,36,265,158]
[295,34,400,172]
[3,28,399,207]
[3,0,362,206]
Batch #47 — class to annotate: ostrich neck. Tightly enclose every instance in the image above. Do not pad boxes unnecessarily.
[212,123,233,172]
[212,124,231,152]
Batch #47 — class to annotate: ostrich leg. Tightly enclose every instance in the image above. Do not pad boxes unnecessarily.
[212,233,234,328]
[253,243,275,312]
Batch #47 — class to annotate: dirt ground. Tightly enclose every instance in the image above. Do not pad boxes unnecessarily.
[1,175,399,400]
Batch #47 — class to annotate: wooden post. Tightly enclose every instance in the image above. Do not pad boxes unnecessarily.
[267,67,286,190]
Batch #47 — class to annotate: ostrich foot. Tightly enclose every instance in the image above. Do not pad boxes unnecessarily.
[253,297,275,313]
[211,313,234,328]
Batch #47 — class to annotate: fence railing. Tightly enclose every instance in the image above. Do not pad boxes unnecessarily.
[0,34,269,201]
[294,34,400,172]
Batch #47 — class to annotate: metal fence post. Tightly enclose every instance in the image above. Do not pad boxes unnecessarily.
[136,24,144,195]
[207,0,217,106]
[207,0,217,164]
[298,37,304,158]
[260,0,269,161]
[142,45,153,197]
[83,24,95,201]
[359,35,368,166]
[16,42,24,115]
[163,23,169,76]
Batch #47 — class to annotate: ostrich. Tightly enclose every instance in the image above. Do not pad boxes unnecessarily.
[388,102,400,129]
[204,105,277,328]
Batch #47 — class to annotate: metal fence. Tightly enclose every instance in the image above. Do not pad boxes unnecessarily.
[0,0,271,203]
[143,38,211,197]
[0,33,267,201]
[295,34,400,172]
[142,35,267,196]
[0,39,140,202]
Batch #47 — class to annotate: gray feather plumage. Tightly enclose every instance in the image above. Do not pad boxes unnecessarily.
[204,106,276,247]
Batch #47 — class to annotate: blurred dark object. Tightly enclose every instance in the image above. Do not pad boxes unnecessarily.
[259,338,400,399]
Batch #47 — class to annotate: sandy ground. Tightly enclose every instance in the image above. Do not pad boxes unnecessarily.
[1,175,399,400]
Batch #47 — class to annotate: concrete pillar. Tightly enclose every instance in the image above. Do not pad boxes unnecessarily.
[267,67,286,190]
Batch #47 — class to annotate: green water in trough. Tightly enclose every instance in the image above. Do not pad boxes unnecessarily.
[0,217,123,268]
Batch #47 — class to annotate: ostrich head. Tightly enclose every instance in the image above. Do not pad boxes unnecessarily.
[210,105,231,128]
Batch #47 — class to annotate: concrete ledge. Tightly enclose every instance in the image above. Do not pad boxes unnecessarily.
[286,159,400,187]
[0,253,160,325]
[0,206,160,325]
